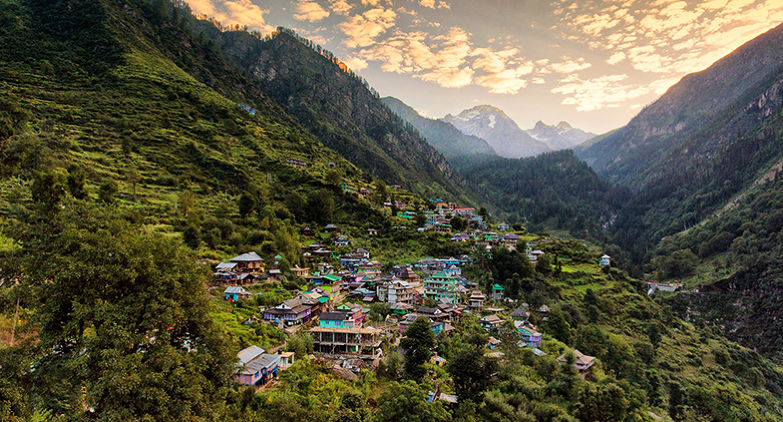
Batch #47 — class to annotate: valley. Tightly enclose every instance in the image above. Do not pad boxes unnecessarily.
[1,1,783,421]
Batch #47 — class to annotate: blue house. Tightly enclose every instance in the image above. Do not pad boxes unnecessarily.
[600,255,611,267]
[225,286,252,302]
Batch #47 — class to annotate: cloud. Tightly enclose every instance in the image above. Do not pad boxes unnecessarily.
[329,0,352,15]
[187,0,274,33]
[607,51,626,65]
[357,26,538,93]
[294,1,330,22]
[551,74,650,111]
[419,0,450,8]
[338,6,397,47]
[471,47,534,94]
[187,0,275,33]
[343,56,369,71]
[554,0,783,77]
[548,57,592,73]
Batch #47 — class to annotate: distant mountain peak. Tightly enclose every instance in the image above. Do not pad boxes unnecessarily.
[526,120,596,150]
[442,105,549,158]
[381,97,496,159]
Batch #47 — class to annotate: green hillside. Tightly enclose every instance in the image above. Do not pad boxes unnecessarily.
[451,151,630,242]
[191,22,474,204]
[1,1,783,421]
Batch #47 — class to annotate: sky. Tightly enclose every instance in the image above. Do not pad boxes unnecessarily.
[185,0,783,133]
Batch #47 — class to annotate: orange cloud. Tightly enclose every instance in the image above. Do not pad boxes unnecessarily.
[186,0,273,33]
[294,1,330,22]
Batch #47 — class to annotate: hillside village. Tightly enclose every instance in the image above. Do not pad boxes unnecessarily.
[212,206,604,396]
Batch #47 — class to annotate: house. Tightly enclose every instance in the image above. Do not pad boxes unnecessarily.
[600,254,611,267]
[557,349,596,372]
[390,302,413,315]
[229,252,264,273]
[502,233,519,244]
[537,305,551,321]
[224,286,252,302]
[416,307,448,322]
[310,326,382,356]
[319,311,355,329]
[486,336,501,350]
[468,291,486,312]
[214,262,240,283]
[377,279,417,305]
[497,223,509,231]
[333,236,351,247]
[351,248,371,259]
[443,264,461,276]
[292,266,309,277]
[335,304,365,326]
[273,254,283,267]
[424,272,458,304]
[480,315,503,331]
[324,224,339,232]
[234,346,281,386]
[279,352,295,370]
[515,321,542,348]
[510,307,529,322]
[300,226,314,236]
[430,353,447,366]
[314,248,333,257]
[396,267,422,284]
[450,233,470,242]
[528,250,545,264]
[491,284,504,301]
[215,262,238,274]
[263,299,313,326]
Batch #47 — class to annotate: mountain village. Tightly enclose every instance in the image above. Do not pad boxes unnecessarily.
[213,199,605,397]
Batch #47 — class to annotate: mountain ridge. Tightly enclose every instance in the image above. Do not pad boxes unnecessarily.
[380,96,496,159]
[442,105,551,158]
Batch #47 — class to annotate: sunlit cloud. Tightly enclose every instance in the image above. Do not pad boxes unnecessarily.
[551,74,651,111]
[294,1,330,22]
[343,56,369,71]
[329,0,352,15]
[338,6,397,47]
[187,0,274,32]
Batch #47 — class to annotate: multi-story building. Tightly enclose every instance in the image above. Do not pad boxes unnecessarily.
[424,271,458,304]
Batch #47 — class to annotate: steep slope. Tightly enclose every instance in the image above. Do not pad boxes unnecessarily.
[451,151,629,239]
[193,25,473,203]
[571,23,783,362]
[0,0,409,255]
[443,105,550,158]
[527,121,596,150]
[577,23,783,189]
[381,96,496,159]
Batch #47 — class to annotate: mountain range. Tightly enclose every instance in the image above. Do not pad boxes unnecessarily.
[380,96,496,159]
[442,105,551,158]
[2,0,783,419]
[578,22,783,360]
[527,120,596,150]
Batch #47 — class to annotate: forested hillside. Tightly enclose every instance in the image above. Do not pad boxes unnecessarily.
[578,23,783,265]
[1,1,783,421]
[572,22,783,364]
[191,22,474,203]
[451,151,630,241]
